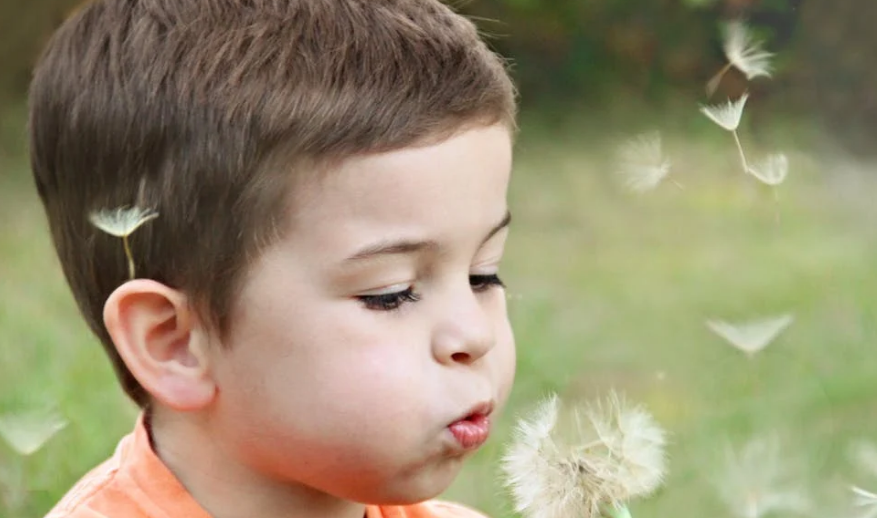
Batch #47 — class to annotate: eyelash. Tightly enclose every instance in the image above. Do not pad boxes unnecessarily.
[357,274,505,312]
[470,273,505,293]
[358,288,421,312]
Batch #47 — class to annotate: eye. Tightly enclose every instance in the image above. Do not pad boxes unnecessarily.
[469,273,505,293]
[357,287,421,311]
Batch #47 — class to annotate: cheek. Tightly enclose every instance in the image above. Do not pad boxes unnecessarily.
[218,307,430,433]
[484,292,516,405]
[494,318,516,402]
[300,312,427,403]
[212,317,436,487]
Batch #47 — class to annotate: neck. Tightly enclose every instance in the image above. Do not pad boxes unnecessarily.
[147,407,367,518]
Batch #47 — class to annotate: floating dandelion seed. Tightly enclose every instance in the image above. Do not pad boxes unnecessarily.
[0,409,68,456]
[88,206,159,237]
[614,131,677,192]
[747,153,789,223]
[852,486,877,518]
[700,94,750,173]
[501,392,667,518]
[89,206,159,280]
[700,94,749,132]
[714,435,812,518]
[748,153,789,186]
[706,314,794,357]
[707,21,774,96]
[723,21,774,80]
[851,441,877,477]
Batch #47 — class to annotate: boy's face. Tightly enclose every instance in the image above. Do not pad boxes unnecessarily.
[206,124,516,504]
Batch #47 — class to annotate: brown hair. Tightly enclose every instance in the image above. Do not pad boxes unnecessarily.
[29,0,517,406]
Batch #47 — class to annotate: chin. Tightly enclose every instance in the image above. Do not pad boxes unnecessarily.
[359,462,463,506]
[363,488,446,507]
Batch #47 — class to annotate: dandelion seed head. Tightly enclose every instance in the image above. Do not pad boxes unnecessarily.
[0,408,68,456]
[723,21,774,80]
[706,313,794,356]
[502,394,586,518]
[89,206,159,238]
[615,131,672,192]
[582,393,667,498]
[501,392,667,518]
[700,93,749,132]
[747,153,789,186]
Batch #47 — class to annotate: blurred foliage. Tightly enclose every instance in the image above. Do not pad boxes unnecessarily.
[456,0,801,103]
[0,0,83,103]
[0,0,794,103]
[2,0,876,155]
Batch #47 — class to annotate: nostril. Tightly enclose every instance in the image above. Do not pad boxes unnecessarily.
[451,352,471,363]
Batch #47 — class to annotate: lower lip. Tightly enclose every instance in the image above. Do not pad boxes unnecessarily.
[448,414,491,450]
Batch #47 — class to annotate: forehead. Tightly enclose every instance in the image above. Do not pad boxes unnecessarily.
[288,124,513,250]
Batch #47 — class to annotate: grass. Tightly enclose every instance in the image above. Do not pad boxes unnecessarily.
[1,103,876,517]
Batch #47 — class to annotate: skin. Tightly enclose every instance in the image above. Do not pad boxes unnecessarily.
[104,123,517,518]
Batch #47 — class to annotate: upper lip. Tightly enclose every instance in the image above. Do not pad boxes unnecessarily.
[452,400,495,423]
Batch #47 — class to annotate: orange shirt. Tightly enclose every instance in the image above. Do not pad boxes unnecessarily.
[46,416,489,518]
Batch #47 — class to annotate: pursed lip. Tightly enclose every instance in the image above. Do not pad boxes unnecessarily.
[450,400,495,424]
[446,400,495,450]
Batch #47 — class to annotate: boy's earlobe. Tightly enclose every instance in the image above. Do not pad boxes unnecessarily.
[103,280,216,411]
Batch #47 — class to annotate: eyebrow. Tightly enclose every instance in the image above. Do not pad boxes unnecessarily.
[344,210,512,263]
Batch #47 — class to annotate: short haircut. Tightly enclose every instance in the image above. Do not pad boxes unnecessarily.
[28,0,517,406]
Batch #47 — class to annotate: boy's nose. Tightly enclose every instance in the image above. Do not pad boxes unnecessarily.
[431,286,496,365]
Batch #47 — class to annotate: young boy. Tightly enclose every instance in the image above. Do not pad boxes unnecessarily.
[28,1,518,517]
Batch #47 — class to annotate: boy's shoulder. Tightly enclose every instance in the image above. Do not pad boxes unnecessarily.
[44,432,146,518]
[43,415,208,518]
[374,500,491,518]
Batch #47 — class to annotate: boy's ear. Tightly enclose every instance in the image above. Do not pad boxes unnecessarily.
[103,280,216,411]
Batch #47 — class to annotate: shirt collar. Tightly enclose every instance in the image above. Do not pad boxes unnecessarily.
[122,412,388,518]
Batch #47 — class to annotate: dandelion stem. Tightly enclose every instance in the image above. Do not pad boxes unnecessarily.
[732,130,749,173]
[123,235,135,279]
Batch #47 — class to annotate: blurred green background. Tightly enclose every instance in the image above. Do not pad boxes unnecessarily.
[2,0,877,517]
